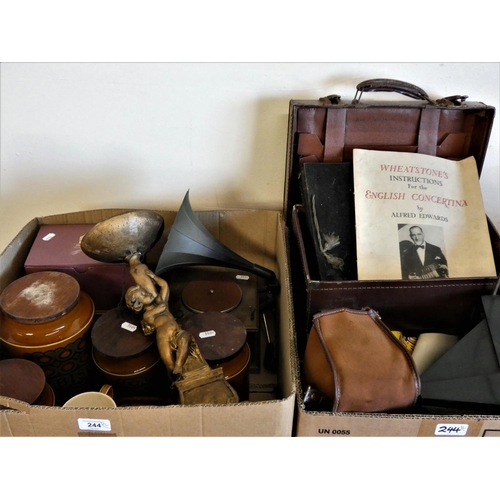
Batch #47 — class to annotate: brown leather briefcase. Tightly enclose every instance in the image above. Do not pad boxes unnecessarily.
[285,79,499,353]
[303,308,420,412]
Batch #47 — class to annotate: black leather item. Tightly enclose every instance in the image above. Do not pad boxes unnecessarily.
[420,294,500,406]
[298,162,356,281]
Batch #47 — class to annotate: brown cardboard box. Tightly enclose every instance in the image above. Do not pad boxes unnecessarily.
[285,92,500,437]
[0,208,297,437]
[291,318,500,437]
[294,403,500,437]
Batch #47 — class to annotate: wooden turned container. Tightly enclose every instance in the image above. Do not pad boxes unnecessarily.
[0,358,55,406]
[182,311,251,401]
[0,271,95,399]
[91,306,166,399]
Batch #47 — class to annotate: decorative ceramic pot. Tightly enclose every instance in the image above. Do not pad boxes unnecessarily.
[0,271,95,400]
[209,341,251,401]
[0,358,55,406]
[90,306,168,400]
[182,311,251,401]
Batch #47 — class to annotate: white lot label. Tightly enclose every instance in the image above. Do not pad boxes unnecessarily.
[42,233,56,241]
[434,423,469,436]
[236,275,249,280]
[77,418,112,432]
[199,330,216,339]
[121,322,137,332]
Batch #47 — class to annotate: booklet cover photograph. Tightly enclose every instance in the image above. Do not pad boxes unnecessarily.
[353,149,496,281]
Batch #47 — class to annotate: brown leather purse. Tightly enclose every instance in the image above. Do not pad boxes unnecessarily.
[303,308,420,412]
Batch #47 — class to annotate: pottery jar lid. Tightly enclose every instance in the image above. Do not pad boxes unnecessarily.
[91,306,155,359]
[0,271,80,323]
[0,358,46,403]
[182,311,247,362]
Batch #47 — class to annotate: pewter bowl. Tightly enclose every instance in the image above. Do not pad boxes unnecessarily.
[80,210,164,263]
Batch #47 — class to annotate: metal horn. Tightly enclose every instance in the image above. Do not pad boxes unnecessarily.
[155,191,279,294]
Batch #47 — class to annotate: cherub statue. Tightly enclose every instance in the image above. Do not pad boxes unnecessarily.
[124,253,203,379]
[80,210,238,405]
[124,252,239,404]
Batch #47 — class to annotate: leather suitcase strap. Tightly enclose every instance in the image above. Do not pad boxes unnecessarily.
[301,106,443,164]
[324,108,347,162]
[417,107,441,156]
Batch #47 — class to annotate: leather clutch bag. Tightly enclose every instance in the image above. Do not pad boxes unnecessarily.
[303,308,420,412]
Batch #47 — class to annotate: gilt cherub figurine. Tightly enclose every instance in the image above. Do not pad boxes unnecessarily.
[124,252,200,378]
[80,210,239,405]
[124,252,238,404]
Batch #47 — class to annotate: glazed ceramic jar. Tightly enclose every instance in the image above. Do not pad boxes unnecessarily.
[0,271,95,401]
[0,358,55,406]
[182,311,251,401]
[91,306,171,403]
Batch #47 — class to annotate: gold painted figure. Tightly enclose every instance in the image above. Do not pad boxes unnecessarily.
[125,253,199,378]
[80,210,239,405]
[124,253,239,404]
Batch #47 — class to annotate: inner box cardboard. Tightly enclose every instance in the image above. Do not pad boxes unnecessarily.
[0,208,297,437]
[284,91,500,437]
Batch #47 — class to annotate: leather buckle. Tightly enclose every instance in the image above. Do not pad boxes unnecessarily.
[436,95,469,106]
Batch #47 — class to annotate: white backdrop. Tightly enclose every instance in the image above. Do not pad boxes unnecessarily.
[1,62,499,252]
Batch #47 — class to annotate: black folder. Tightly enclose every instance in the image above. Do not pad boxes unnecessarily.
[298,162,356,281]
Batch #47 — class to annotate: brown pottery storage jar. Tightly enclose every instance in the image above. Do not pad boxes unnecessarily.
[0,271,95,404]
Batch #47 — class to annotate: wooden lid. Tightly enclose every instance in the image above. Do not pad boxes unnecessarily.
[0,359,46,403]
[182,280,242,313]
[91,306,154,358]
[182,311,247,362]
[0,271,80,323]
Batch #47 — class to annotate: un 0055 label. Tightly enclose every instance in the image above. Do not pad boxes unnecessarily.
[318,428,351,435]
[77,418,112,432]
[434,423,468,436]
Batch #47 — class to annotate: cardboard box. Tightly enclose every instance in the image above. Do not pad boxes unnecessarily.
[290,260,500,436]
[0,208,296,437]
[294,404,500,437]
[284,94,500,437]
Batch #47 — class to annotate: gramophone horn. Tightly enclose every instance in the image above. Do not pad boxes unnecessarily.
[155,191,279,293]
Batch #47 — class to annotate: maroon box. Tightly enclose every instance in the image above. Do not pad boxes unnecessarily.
[24,224,134,314]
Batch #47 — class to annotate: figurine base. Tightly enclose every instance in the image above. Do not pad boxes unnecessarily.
[175,366,239,405]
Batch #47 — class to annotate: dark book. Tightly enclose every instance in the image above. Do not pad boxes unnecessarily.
[298,162,356,281]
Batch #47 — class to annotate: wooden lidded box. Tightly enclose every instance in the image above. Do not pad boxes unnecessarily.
[285,79,500,436]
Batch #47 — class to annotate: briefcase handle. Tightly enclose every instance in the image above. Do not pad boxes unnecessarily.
[349,78,468,106]
[353,78,434,103]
